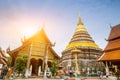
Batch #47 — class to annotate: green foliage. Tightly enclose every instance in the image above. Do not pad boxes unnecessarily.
[7,56,12,67]
[14,56,28,74]
[50,60,57,76]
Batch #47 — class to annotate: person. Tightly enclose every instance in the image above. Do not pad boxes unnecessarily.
[69,70,73,77]
[99,72,103,79]
[6,68,13,77]
[63,69,66,76]
[1,65,8,79]
[116,69,120,80]
[6,68,13,79]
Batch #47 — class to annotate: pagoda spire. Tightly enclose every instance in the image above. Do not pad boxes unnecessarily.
[66,14,98,49]
[77,11,83,25]
[42,23,45,29]
[75,14,86,32]
[40,24,45,33]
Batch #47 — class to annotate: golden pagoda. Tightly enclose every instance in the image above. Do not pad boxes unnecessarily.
[7,27,60,76]
[61,15,104,76]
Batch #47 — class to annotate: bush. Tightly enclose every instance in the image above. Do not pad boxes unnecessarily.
[50,60,57,76]
[14,56,28,75]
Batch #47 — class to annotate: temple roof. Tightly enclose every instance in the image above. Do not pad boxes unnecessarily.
[108,24,120,41]
[0,48,7,65]
[104,24,120,51]
[99,24,120,61]
[22,27,52,46]
[98,50,120,61]
[104,39,120,51]
[8,28,60,58]
[66,16,99,49]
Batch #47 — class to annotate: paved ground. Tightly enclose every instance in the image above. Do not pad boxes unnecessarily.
[14,78,102,80]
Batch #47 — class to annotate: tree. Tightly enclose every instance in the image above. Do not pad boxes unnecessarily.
[50,60,57,76]
[14,56,28,75]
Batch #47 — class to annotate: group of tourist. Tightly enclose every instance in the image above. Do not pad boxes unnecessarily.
[0,65,13,80]
[56,69,76,78]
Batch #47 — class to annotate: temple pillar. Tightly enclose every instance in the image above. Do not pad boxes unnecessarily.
[71,49,81,75]
[25,43,32,78]
[38,59,43,76]
[42,58,45,71]
[68,57,71,70]
[38,66,41,76]
[105,61,109,76]
[28,65,32,76]
[42,44,48,72]
[43,44,49,79]
[75,53,78,71]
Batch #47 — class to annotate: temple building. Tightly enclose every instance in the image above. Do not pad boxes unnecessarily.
[61,16,104,76]
[99,24,120,74]
[0,48,7,68]
[7,27,60,76]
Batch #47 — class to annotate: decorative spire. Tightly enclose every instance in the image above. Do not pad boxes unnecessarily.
[70,14,95,43]
[75,14,86,32]
[77,12,83,25]
[42,23,45,29]
[40,24,45,33]
[24,35,27,42]
[109,24,112,29]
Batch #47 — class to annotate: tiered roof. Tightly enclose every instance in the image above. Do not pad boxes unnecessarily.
[108,24,120,41]
[99,24,120,61]
[66,16,98,49]
[0,48,7,65]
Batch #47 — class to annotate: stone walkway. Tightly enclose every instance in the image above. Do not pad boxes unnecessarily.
[14,78,102,80]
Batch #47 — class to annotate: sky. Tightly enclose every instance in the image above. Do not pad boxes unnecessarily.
[0,0,120,56]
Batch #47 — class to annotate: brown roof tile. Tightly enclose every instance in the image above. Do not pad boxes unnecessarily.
[108,24,120,40]
[99,49,120,61]
[104,39,120,51]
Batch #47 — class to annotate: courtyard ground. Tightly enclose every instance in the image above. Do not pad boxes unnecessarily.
[14,78,102,80]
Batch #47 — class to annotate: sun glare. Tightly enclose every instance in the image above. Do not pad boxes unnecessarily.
[21,26,37,38]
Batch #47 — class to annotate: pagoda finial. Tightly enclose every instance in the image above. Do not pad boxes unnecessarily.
[78,11,83,25]
[42,23,45,29]
[41,23,45,32]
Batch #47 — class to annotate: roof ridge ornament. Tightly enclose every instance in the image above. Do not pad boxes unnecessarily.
[109,24,112,29]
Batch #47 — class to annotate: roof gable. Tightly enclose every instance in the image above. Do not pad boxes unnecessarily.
[8,28,60,58]
[23,28,52,45]
[108,24,120,41]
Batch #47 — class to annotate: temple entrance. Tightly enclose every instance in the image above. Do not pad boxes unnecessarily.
[30,58,37,75]
[47,61,52,71]
[30,58,43,76]
[48,61,52,67]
